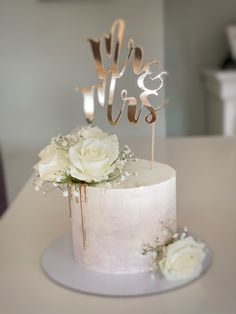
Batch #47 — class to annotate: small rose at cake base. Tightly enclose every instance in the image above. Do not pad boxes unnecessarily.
[159,236,206,280]
[142,228,206,280]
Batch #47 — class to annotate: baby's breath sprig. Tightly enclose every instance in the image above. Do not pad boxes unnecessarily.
[120,145,135,162]
[142,238,166,265]
[118,145,135,171]
[142,224,189,268]
[52,134,77,151]
[110,145,135,185]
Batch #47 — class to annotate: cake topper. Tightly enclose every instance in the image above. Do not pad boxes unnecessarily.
[77,19,167,166]
[78,19,167,126]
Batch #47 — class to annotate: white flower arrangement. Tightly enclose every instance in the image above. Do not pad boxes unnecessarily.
[34,126,135,193]
[142,227,206,281]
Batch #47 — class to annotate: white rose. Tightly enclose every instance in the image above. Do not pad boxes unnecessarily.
[69,127,119,183]
[35,143,70,182]
[159,236,206,281]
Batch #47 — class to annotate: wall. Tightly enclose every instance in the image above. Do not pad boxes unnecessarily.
[0,0,164,202]
[165,0,236,136]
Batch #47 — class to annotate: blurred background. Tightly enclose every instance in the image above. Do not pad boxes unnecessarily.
[0,0,236,208]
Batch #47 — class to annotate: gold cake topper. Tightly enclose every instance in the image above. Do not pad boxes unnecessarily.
[78,19,167,126]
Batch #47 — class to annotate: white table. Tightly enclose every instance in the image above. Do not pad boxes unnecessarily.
[1,136,236,314]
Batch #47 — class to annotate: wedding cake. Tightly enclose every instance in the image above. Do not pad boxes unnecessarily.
[35,126,176,274]
[35,19,206,283]
[71,158,176,274]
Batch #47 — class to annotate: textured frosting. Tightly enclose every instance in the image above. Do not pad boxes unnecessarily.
[71,159,176,274]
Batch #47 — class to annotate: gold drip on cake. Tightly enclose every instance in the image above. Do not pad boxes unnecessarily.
[84,184,88,203]
[67,184,72,218]
[78,184,87,250]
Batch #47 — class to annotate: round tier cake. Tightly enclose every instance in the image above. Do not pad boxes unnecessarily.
[70,159,176,274]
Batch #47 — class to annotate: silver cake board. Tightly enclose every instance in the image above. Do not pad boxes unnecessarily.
[41,233,212,297]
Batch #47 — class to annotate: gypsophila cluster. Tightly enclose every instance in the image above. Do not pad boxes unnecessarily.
[142,224,206,281]
[52,134,77,151]
[110,144,136,185]
[142,221,176,265]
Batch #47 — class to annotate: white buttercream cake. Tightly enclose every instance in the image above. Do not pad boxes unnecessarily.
[71,158,176,274]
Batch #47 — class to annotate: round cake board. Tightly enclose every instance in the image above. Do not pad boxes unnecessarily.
[41,233,212,297]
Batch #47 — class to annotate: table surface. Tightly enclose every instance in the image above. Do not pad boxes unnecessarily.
[1,136,236,314]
